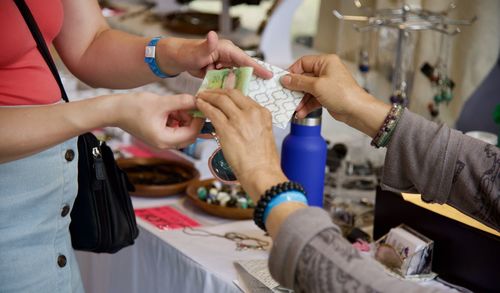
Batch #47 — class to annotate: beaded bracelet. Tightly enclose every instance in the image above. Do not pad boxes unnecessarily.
[370,104,404,148]
[262,191,308,224]
[253,181,305,231]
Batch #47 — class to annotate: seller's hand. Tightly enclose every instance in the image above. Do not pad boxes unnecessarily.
[112,92,203,149]
[280,54,371,121]
[158,31,272,79]
[280,54,390,137]
[196,89,287,200]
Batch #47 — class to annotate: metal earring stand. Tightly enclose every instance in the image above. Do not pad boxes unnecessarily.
[333,3,476,106]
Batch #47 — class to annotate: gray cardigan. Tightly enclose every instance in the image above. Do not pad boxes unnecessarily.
[268,110,499,292]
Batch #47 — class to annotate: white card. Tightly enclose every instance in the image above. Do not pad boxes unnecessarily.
[235,259,280,290]
[248,60,304,129]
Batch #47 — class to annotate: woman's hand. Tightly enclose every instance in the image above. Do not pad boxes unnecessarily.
[281,54,390,138]
[280,55,365,120]
[196,89,287,200]
[113,92,204,149]
[158,31,273,79]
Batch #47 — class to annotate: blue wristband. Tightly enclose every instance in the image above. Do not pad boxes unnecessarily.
[263,191,308,224]
[144,37,179,78]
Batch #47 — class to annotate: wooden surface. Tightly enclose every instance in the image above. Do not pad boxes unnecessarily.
[402,193,500,237]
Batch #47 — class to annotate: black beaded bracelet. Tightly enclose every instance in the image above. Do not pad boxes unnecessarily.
[253,181,305,231]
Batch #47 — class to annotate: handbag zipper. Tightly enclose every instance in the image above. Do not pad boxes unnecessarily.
[93,146,106,180]
[92,145,112,250]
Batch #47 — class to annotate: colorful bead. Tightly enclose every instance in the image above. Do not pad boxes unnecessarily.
[209,188,218,196]
[237,198,248,209]
[220,196,231,207]
[217,191,231,201]
[213,181,222,190]
[370,104,404,148]
[197,187,208,200]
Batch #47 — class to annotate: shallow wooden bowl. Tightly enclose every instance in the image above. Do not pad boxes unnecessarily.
[117,157,199,197]
[186,179,254,220]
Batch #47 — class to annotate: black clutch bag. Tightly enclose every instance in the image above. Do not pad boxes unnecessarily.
[15,0,139,253]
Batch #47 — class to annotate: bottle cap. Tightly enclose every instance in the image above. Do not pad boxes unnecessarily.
[292,108,322,126]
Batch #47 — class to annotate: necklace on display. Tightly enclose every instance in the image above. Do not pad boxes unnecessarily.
[182,227,270,251]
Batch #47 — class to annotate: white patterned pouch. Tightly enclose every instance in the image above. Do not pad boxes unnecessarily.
[247,60,304,129]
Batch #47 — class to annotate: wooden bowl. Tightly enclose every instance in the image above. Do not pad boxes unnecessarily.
[117,157,199,197]
[186,179,254,220]
[162,11,240,35]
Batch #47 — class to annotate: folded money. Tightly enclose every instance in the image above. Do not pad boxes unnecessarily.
[192,67,253,118]
[194,61,304,129]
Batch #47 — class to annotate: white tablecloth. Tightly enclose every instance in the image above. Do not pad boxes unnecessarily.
[76,195,270,293]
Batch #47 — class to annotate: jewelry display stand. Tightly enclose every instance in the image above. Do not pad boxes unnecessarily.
[334,3,476,106]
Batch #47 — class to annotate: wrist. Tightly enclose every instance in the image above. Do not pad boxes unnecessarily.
[104,94,128,128]
[344,92,391,138]
[240,167,287,203]
[253,181,306,231]
[156,37,183,76]
[266,201,307,239]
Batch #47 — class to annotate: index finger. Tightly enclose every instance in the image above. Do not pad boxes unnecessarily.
[287,55,323,75]
[201,89,258,110]
[160,121,202,149]
[227,47,273,79]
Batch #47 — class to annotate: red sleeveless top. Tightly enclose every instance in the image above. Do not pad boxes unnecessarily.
[0,0,64,106]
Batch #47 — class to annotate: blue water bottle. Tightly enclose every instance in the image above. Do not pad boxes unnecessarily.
[281,108,327,207]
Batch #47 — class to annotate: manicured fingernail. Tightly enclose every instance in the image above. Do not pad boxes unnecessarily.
[281,75,291,85]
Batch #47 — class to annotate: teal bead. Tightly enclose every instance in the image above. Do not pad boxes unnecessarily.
[247,197,254,208]
[442,90,452,102]
[237,198,248,209]
[197,187,208,200]
[433,94,443,104]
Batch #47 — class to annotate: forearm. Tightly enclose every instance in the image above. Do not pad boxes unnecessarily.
[381,110,500,230]
[56,29,159,89]
[269,208,444,293]
[0,96,116,163]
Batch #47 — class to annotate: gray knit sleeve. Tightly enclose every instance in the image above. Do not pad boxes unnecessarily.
[268,207,447,293]
[381,109,500,230]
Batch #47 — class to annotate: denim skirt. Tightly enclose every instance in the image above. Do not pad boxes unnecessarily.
[0,137,85,292]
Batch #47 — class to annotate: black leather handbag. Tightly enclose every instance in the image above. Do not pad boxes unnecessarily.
[15,0,139,253]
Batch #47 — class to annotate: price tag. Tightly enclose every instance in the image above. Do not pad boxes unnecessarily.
[135,206,200,230]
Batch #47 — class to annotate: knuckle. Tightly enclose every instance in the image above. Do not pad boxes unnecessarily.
[227,88,238,97]
[179,94,192,104]
[328,54,340,63]
[223,39,235,46]
[311,78,324,93]
[329,54,339,60]
[293,76,303,87]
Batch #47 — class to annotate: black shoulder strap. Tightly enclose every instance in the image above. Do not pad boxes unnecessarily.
[14,0,69,102]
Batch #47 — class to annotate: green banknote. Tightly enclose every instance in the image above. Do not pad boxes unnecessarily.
[193,67,253,118]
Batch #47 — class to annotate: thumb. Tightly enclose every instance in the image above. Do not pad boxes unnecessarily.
[280,74,318,96]
[164,94,197,111]
[199,31,218,55]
